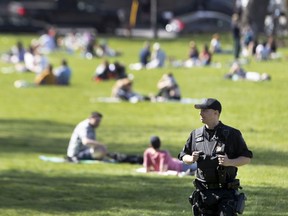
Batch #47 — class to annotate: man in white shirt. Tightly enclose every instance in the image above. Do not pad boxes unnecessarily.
[67,112,107,162]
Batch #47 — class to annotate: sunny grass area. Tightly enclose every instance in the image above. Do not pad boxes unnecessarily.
[0,33,288,216]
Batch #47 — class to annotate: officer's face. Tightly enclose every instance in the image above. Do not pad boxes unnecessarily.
[199,109,218,124]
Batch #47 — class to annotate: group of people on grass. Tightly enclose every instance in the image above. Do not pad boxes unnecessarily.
[66,111,197,176]
[13,58,72,88]
[34,59,72,85]
[66,96,253,183]
[2,29,72,87]
[170,41,214,68]
[129,41,167,70]
[3,23,279,92]
[93,60,128,82]
[110,72,181,103]
[2,27,125,88]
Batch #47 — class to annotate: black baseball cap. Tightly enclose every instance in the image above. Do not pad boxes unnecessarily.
[194,98,222,113]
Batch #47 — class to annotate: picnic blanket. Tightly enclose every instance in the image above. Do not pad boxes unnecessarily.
[91,97,203,104]
[39,155,116,164]
[135,167,188,177]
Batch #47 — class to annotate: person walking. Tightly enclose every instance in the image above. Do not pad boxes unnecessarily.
[178,98,253,215]
[231,13,241,60]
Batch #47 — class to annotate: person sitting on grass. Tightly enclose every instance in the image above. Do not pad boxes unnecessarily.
[199,44,212,66]
[53,59,72,85]
[93,60,127,82]
[93,60,128,82]
[209,33,222,54]
[146,42,166,69]
[129,41,151,71]
[34,64,57,85]
[66,111,108,162]
[66,111,143,164]
[143,136,197,174]
[93,60,112,81]
[152,73,181,102]
[111,77,150,103]
[169,40,200,68]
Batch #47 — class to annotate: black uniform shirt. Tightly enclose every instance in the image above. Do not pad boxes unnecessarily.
[179,122,252,159]
[178,122,253,183]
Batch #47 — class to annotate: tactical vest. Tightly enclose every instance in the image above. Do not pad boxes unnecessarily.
[192,125,237,184]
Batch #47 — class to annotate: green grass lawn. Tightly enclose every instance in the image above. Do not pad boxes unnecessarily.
[0,33,288,216]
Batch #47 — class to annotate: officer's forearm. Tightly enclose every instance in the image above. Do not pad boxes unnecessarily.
[228,156,251,167]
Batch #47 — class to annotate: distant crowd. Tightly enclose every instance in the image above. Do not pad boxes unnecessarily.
[1,16,281,92]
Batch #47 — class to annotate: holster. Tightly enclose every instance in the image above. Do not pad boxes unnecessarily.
[227,179,241,190]
[235,192,246,214]
[188,190,201,215]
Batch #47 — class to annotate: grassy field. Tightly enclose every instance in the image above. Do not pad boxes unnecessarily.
[0,33,288,216]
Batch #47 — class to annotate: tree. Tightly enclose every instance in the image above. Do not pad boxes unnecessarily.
[241,0,270,37]
[150,0,158,39]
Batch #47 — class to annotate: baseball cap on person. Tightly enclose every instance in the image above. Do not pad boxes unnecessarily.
[150,136,161,149]
[194,98,222,113]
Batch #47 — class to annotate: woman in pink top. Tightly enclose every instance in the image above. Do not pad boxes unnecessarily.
[143,136,197,173]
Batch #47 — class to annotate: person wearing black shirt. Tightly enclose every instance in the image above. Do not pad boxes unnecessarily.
[231,14,242,59]
[178,98,253,215]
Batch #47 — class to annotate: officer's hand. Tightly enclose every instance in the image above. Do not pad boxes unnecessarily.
[192,151,203,162]
[218,153,229,166]
[182,155,194,164]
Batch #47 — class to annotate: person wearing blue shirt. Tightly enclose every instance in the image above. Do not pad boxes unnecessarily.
[54,59,72,85]
[139,41,151,66]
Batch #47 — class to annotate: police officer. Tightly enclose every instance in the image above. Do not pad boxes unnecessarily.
[178,98,253,215]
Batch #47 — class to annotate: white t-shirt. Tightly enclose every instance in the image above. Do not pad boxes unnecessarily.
[67,119,96,157]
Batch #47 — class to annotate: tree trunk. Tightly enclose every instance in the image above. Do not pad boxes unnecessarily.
[151,0,158,39]
[241,0,270,36]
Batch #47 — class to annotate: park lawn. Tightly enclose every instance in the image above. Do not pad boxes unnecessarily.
[0,33,288,216]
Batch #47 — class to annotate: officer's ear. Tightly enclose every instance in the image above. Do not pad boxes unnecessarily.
[214,110,220,117]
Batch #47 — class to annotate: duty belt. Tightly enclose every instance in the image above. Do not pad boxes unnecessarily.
[204,183,228,189]
[194,180,221,190]
[194,179,240,190]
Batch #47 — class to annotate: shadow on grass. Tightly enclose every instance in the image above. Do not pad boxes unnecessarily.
[0,170,287,215]
[244,185,288,215]
[1,119,287,168]
[249,148,288,167]
[0,118,184,157]
[0,170,188,214]
[0,118,73,154]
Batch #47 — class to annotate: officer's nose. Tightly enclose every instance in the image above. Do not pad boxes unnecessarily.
[200,109,204,115]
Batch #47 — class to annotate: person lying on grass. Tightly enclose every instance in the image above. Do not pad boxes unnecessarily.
[143,136,197,174]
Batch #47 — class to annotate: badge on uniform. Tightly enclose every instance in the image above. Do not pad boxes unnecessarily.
[196,137,204,142]
[215,146,223,152]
